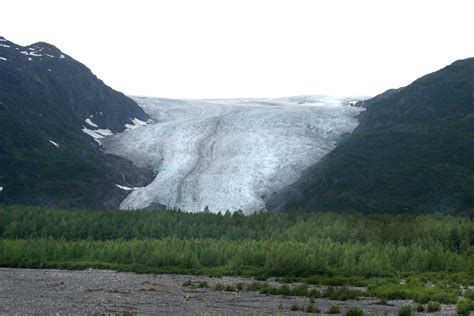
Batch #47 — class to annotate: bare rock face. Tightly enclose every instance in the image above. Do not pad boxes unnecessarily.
[0,36,153,209]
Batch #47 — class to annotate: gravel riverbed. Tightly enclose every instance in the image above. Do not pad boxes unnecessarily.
[0,268,458,315]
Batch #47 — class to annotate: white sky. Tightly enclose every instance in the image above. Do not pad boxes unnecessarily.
[1,0,473,99]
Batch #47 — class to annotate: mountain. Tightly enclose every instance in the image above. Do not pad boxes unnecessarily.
[267,58,474,215]
[0,37,153,209]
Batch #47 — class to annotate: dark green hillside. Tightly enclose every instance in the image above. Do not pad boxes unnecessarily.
[0,37,153,208]
[268,58,474,215]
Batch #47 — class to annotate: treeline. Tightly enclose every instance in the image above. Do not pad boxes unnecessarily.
[0,205,472,305]
[0,205,473,279]
[0,237,472,280]
[0,206,473,252]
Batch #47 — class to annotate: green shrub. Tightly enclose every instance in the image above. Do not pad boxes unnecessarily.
[327,305,341,314]
[235,282,244,291]
[279,284,292,296]
[398,305,412,316]
[291,284,309,297]
[309,289,321,298]
[247,282,264,291]
[324,286,336,298]
[198,281,208,288]
[306,304,320,313]
[368,282,458,304]
[224,284,235,292]
[456,299,472,315]
[182,280,192,287]
[290,304,300,311]
[426,301,441,312]
[323,286,364,301]
[345,307,363,316]
[214,283,225,291]
[416,304,425,312]
[464,289,474,300]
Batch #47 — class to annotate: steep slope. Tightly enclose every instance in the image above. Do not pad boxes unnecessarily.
[0,36,153,209]
[267,58,474,215]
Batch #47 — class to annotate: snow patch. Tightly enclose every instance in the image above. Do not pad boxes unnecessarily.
[59,54,65,59]
[0,57,7,61]
[82,127,105,139]
[20,50,42,57]
[95,129,114,136]
[132,118,148,126]
[125,118,149,130]
[48,68,52,72]
[116,184,135,191]
[49,140,59,148]
[85,118,98,128]
[0,44,10,48]
[0,186,3,193]
[82,125,114,144]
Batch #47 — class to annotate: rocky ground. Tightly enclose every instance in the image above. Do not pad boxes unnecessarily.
[0,268,458,315]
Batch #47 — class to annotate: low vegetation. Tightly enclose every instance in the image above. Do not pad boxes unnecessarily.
[398,305,412,316]
[0,206,473,305]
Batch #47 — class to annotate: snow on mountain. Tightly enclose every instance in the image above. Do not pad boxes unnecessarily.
[48,140,59,148]
[104,96,364,213]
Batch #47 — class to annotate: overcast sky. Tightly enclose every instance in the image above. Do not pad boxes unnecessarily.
[1,0,473,99]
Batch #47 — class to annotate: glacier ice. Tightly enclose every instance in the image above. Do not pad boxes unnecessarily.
[103,96,364,213]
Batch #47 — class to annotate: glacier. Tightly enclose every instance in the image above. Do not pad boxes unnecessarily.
[103,96,365,213]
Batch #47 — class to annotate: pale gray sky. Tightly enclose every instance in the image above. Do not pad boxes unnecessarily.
[1,0,473,99]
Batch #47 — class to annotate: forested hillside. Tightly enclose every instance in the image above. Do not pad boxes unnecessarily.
[268,58,474,215]
[0,37,153,209]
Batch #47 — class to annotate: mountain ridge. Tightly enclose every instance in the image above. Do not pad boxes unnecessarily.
[267,57,474,215]
[0,37,154,209]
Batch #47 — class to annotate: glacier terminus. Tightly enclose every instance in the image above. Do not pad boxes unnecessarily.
[104,96,365,213]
